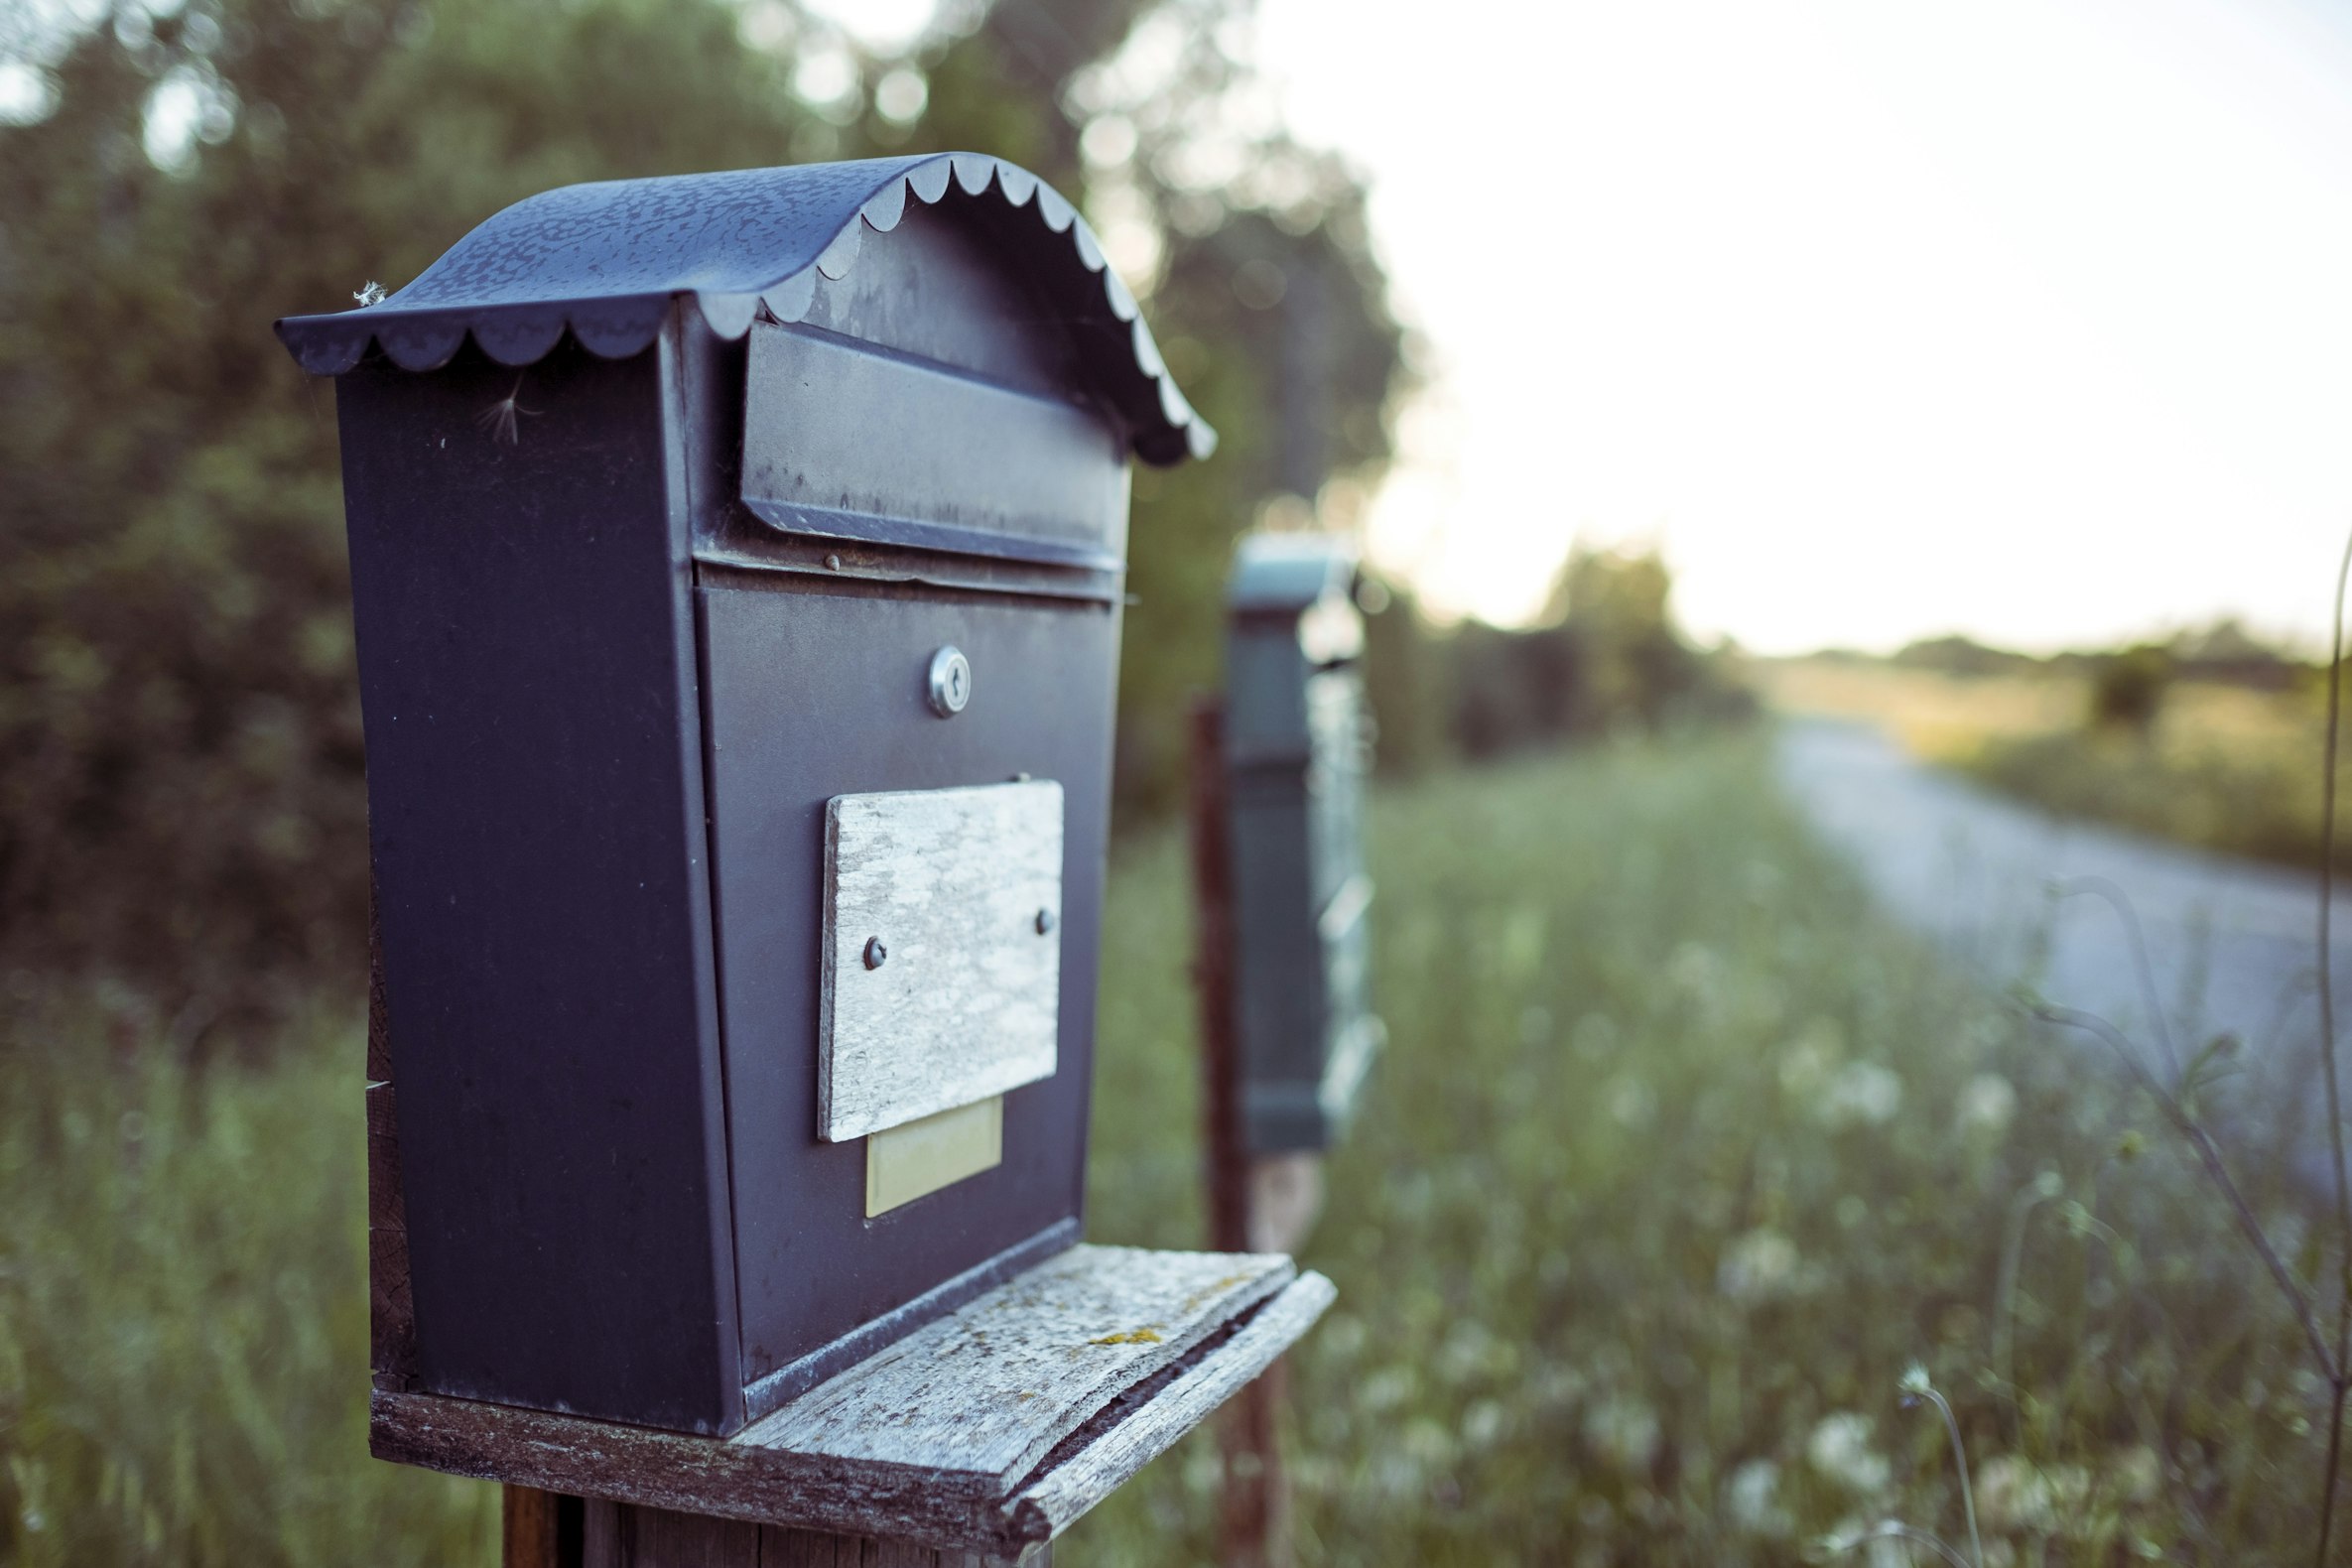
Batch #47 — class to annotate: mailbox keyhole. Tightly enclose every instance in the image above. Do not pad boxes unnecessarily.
[927,645,973,718]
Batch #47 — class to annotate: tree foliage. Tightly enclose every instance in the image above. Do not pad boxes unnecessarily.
[1371,546,1754,769]
[0,0,1406,1006]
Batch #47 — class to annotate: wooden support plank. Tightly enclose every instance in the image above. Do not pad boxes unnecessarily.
[503,1485,573,1568]
[1188,698,1332,1568]
[1187,702,1249,1257]
[1007,1271,1334,1539]
[743,1245,1287,1489]
[374,1251,1333,1557]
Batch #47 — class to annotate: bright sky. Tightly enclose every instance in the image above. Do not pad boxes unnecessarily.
[1251,0,2352,652]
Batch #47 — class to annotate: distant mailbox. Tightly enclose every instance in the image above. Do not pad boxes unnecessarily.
[1223,533,1381,1152]
[275,155,1212,1437]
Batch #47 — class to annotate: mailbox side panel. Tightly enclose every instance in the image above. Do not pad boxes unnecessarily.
[336,338,739,1434]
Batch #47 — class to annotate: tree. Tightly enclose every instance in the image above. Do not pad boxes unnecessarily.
[0,0,1408,1005]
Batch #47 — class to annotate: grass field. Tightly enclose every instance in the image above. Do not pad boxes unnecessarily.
[1759,656,2342,874]
[3,736,2340,1565]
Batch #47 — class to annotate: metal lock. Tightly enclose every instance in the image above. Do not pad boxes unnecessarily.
[927,645,973,718]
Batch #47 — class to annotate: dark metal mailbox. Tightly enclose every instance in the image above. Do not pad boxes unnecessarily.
[276,155,1213,1437]
[1222,533,1381,1153]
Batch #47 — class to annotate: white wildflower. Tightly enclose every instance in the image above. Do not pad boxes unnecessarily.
[1668,940,1723,997]
[2106,1444,2162,1505]
[1582,1395,1661,1474]
[1956,1073,2018,1135]
[1975,1455,2091,1533]
[1607,1075,1656,1129]
[1462,1398,1506,1449]
[1807,1411,1892,1494]
[1358,1366,1416,1414]
[1402,1417,1458,1470]
[1319,1314,1368,1360]
[1819,1062,1903,1128]
[1777,1017,1845,1094]
[1717,1229,1801,1304]
[1726,1458,1790,1536]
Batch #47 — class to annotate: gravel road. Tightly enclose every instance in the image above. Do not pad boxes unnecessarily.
[1775,719,2351,1176]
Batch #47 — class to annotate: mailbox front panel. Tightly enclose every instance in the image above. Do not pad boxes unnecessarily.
[697,574,1118,1416]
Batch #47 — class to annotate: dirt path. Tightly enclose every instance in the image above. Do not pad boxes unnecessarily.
[1775,719,2351,1176]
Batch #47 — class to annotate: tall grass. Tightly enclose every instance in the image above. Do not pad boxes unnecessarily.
[0,985,494,1566]
[0,734,2333,1564]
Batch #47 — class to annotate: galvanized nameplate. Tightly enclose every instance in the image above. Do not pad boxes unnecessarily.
[820,780,1063,1141]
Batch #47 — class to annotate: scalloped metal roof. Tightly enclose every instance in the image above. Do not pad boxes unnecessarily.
[273,154,1214,466]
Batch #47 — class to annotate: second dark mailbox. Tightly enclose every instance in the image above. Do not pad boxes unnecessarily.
[276,155,1212,1437]
[1223,533,1382,1153]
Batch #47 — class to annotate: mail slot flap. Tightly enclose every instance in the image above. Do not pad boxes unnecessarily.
[743,323,1130,571]
[819,779,1065,1142]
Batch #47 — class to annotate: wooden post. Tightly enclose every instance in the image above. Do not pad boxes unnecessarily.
[1188,700,1292,1568]
[502,1487,576,1567]
[1190,700,1249,1260]
[520,1500,1045,1566]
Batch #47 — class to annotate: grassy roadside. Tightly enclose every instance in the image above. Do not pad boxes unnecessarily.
[1760,656,2344,874]
[2,735,2338,1565]
[1075,734,2334,1564]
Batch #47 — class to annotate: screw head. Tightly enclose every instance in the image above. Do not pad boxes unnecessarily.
[1035,908,1056,936]
[927,645,973,718]
[862,936,888,970]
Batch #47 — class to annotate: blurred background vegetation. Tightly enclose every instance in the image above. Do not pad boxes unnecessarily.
[0,0,1742,1017]
[1761,620,2344,874]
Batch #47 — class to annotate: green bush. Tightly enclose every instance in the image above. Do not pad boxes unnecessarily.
[1964,721,2352,875]
[2088,646,2174,733]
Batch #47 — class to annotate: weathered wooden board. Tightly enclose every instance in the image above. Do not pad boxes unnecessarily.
[1008,1267,1335,1540]
[742,1244,1283,1487]
[821,780,1064,1141]
[373,1245,1333,1556]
